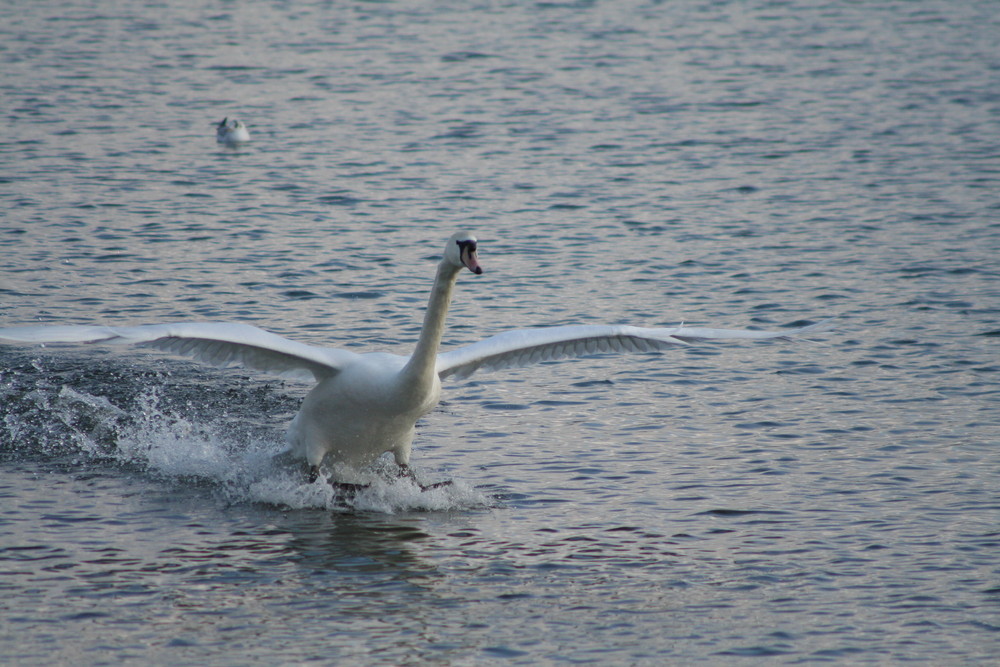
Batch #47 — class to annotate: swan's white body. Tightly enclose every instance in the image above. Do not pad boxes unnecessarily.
[0,231,826,482]
[216,117,250,145]
[290,352,432,472]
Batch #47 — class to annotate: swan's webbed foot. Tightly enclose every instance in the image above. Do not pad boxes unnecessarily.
[331,481,371,498]
[398,464,454,492]
[418,479,454,491]
[306,465,372,496]
[310,463,451,493]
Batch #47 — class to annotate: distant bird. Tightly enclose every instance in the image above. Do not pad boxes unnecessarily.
[0,232,828,487]
[216,117,250,145]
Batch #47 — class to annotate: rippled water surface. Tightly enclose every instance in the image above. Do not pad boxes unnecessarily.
[2,1,999,664]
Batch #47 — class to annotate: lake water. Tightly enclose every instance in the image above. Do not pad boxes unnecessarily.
[2,0,999,664]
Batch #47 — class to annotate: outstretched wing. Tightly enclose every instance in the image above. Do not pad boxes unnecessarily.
[0,322,356,382]
[436,321,828,380]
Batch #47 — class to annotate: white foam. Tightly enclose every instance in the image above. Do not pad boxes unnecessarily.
[47,387,492,513]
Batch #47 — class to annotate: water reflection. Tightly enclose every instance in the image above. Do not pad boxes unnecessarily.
[281,511,433,574]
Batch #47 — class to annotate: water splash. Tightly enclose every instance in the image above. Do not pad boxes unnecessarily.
[2,375,491,513]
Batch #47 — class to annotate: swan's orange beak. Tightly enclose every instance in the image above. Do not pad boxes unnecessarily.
[461,246,483,275]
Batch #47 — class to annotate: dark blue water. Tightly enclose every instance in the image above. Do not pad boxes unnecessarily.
[2,1,999,664]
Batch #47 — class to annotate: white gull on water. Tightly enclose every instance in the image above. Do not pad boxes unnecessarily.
[215,117,250,145]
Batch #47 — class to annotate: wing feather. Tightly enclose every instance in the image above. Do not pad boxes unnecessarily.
[436,321,829,380]
[0,322,355,382]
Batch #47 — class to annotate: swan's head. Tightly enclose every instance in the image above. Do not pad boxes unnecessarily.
[445,231,483,275]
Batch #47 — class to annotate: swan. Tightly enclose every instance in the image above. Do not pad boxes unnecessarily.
[216,117,250,145]
[0,231,826,485]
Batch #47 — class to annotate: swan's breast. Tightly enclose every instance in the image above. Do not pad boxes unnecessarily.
[298,352,438,425]
[288,352,439,467]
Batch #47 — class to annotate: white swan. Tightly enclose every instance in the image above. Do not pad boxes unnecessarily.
[216,117,250,145]
[0,231,826,484]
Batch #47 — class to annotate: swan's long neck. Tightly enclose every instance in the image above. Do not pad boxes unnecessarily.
[400,260,461,386]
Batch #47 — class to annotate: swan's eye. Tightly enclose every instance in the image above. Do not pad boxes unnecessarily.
[456,239,477,252]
